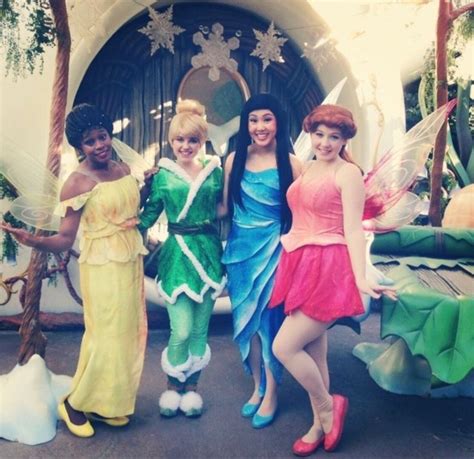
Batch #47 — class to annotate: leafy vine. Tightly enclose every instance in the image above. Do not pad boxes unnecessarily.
[0,0,56,78]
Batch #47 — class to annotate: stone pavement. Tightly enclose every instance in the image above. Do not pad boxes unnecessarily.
[1,313,473,458]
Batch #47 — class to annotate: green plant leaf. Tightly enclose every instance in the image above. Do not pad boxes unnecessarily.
[381,265,474,385]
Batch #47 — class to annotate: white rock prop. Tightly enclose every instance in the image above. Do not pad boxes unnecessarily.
[0,354,72,445]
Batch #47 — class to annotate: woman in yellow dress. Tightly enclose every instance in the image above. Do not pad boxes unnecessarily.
[1,104,152,438]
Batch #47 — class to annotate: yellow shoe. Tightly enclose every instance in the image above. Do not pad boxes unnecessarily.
[58,402,95,438]
[86,413,130,427]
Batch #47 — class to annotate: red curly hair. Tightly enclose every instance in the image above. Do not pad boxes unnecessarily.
[303,104,359,165]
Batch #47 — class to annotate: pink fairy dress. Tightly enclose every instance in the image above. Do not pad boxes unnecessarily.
[269,165,365,322]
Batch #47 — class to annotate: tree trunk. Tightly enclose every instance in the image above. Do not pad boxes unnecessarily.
[428,1,474,226]
[18,0,71,365]
[428,0,450,227]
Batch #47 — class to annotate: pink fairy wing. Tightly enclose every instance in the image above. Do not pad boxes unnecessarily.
[362,192,424,232]
[363,100,456,229]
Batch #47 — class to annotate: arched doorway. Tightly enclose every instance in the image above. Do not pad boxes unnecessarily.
[74,2,324,160]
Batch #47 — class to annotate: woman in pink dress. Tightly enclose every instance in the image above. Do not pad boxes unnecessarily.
[269,104,396,456]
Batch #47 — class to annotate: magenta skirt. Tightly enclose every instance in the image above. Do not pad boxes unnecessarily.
[269,244,365,322]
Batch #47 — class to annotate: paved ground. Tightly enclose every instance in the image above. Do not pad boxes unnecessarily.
[1,312,473,458]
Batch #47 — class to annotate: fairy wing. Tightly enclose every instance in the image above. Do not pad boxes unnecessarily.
[293,78,347,162]
[111,138,153,184]
[362,192,424,232]
[208,116,240,157]
[0,136,60,230]
[362,100,456,231]
[1,137,154,231]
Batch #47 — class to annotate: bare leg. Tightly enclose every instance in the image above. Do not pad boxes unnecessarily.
[246,334,263,405]
[273,310,333,434]
[258,362,278,416]
[306,333,330,391]
[300,334,329,442]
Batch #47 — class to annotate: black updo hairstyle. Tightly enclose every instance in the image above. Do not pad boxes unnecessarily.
[65,103,113,149]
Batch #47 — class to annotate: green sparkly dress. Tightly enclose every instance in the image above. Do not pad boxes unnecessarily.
[138,156,226,304]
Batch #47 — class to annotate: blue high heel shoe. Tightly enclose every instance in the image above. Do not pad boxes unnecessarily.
[241,400,261,418]
[251,407,278,429]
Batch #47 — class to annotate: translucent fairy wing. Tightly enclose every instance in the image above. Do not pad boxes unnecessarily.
[0,136,60,230]
[362,192,424,233]
[112,138,152,183]
[321,77,347,105]
[293,129,313,163]
[363,100,457,221]
[294,78,347,162]
[208,116,240,157]
[9,195,60,231]
[0,137,58,199]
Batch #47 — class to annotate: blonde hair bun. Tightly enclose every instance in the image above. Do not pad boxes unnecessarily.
[176,99,205,118]
[168,99,208,144]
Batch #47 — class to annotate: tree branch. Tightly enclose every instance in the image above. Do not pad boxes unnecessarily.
[450,2,474,21]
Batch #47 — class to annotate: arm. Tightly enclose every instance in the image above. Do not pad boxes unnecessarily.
[137,172,164,231]
[140,166,159,207]
[0,174,89,253]
[339,164,396,300]
[1,209,82,253]
[340,164,366,286]
[217,152,235,218]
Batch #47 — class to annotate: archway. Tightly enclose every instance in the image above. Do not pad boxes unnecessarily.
[74,2,325,159]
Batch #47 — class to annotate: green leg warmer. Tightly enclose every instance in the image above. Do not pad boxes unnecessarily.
[189,290,214,357]
[167,291,215,366]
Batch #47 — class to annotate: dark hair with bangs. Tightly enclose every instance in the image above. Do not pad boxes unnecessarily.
[228,93,294,233]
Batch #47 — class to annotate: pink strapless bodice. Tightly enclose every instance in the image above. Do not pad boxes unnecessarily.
[281,171,346,252]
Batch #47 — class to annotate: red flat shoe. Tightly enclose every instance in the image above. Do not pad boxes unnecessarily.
[292,436,324,457]
[324,394,349,452]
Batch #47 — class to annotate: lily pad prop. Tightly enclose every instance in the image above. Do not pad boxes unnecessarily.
[381,265,474,385]
[372,255,474,271]
[353,339,432,396]
[371,225,474,259]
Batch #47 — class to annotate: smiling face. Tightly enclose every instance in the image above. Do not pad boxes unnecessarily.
[310,124,347,163]
[248,109,277,148]
[80,127,113,166]
[171,133,202,164]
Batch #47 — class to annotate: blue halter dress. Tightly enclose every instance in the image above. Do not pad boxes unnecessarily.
[222,168,285,389]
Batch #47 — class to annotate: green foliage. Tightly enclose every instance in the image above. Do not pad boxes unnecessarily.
[0,173,18,200]
[381,265,474,385]
[410,157,457,225]
[453,9,474,47]
[0,172,24,263]
[403,80,422,130]
[404,7,474,223]
[0,0,56,78]
[1,212,23,263]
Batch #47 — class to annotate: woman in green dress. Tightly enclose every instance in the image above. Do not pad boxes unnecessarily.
[138,100,225,418]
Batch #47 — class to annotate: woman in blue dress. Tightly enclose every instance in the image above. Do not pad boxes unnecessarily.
[221,94,301,428]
